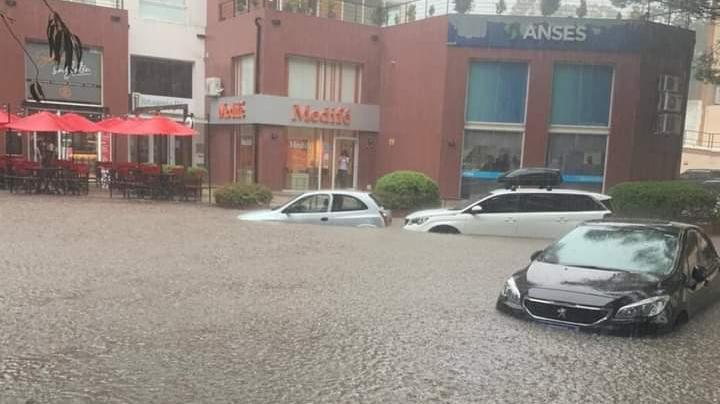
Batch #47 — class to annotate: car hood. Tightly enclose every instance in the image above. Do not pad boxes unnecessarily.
[237,210,280,221]
[516,261,665,307]
[405,208,462,219]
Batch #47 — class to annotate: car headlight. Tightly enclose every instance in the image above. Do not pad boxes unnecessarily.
[615,296,670,319]
[499,277,522,307]
[408,217,429,225]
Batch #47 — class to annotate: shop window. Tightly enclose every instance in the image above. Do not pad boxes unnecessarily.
[130,136,150,163]
[466,62,528,124]
[236,126,255,184]
[547,133,607,191]
[233,55,255,96]
[461,130,523,199]
[131,56,193,99]
[286,128,320,190]
[5,131,22,155]
[551,64,613,126]
[139,0,186,23]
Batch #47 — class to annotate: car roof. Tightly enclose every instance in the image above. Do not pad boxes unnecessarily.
[299,190,373,197]
[582,218,699,234]
[489,188,611,200]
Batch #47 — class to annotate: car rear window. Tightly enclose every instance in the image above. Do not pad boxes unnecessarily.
[369,194,383,208]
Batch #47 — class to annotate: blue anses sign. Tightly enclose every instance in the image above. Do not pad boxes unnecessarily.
[448,15,646,53]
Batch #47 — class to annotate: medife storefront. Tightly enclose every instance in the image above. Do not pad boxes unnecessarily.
[209,94,380,191]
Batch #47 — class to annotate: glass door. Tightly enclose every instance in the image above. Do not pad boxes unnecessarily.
[332,136,358,189]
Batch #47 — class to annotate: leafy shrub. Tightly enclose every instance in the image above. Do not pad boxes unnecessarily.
[608,181,719,223]
[374,171,440,211]
[214,183,273,209]
[186,167,208,179]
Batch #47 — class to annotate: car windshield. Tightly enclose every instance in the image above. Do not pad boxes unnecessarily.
[539,225,680,275]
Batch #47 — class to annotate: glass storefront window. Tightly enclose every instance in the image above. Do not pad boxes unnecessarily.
[130,136,150,163]
[286,128,320,190]
[153,135,169,165]
[461,130,523,199]
[551,64,613,127]
[5,131,22,155]
[466,62,528,124]
[547,133,607,192]
[236,126,255,185]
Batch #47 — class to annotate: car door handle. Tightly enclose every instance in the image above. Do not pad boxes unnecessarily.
[504,218,516,224]
[556,217,568,223]
[321,217,329,222]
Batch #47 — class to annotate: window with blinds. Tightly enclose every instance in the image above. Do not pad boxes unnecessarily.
[232,55,255,96]
[287,56,362,103]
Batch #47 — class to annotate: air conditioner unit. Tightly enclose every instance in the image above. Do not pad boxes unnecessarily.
[206,78,224,97]
[657,92,684,113]
[658,74,680,93]
[656,113,683,136]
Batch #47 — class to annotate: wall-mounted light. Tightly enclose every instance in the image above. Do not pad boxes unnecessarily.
[388,138,395,146]
[197,33,207,40]
[371,34,379,42]
[271,133,278,140]
[111,15,121,22]
[272,19,281,26]
[447,140,456,147]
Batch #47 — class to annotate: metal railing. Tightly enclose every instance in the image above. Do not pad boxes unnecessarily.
[218,0,683,27]
[61,0,124,9]
[684,131,720,151]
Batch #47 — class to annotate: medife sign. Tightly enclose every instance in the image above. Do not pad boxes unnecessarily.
[210,95,380,132]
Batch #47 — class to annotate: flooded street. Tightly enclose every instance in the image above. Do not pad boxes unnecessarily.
[2,194,720,403]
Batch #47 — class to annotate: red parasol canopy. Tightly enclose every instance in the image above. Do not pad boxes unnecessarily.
[97,116,126,131]
[0,110,20,129]
[4,111,73,132]
[107,116,196,136]
[60,113,103,133]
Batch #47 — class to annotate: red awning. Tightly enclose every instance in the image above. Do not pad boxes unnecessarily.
[4,111,73,132]
[60,113,103,133]
[106,116,196,136]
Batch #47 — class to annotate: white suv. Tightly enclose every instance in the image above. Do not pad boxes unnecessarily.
[404,188,612,239]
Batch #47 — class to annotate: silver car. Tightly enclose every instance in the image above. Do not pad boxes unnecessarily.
[237,191,391,228]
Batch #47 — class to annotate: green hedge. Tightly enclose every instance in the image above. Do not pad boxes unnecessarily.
[608,181,718,223]
[215,183,273,209]
[374,171,440,211]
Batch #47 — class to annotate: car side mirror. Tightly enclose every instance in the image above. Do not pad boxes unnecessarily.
[470,205,483,214]
[530,250,543,261]
[692,265,708,283]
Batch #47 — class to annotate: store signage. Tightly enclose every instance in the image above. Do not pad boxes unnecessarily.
[101,134,111,162]
[447,15,663,53]
[291,105,351,126]
[512,23,587,42]
[24,42,103,105]
[218,101,247,120]
[132,93,194,115]
[210,95,379,132]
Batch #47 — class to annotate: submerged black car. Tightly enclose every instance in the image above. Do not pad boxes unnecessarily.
[496,220,720,335]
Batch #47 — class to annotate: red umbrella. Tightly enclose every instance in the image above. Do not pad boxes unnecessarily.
[105,117,146,135]
[60,113,103,133]
[97,116,127,131]
[108,116,196,136]
[136,116,196,136]
[5,111,73,132]
[0,110,20,129]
